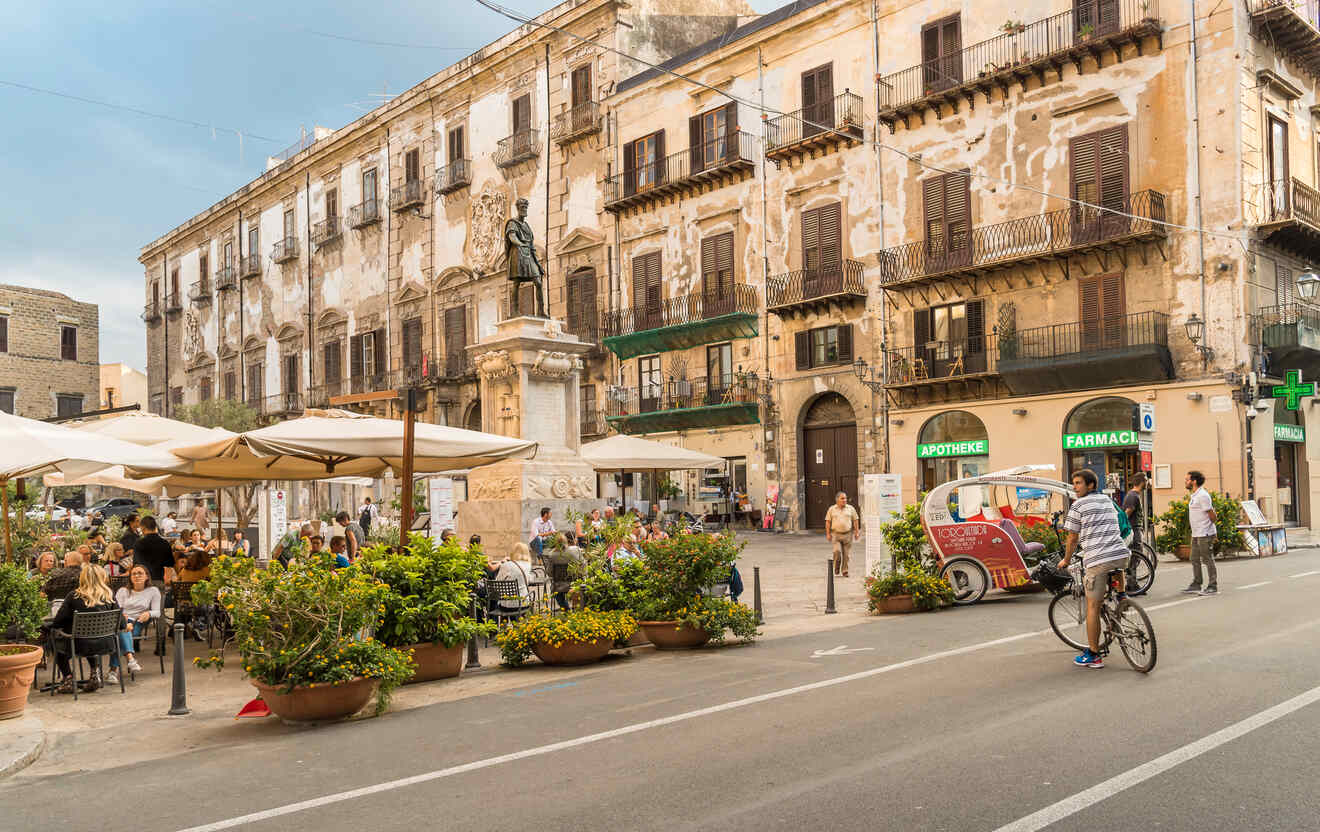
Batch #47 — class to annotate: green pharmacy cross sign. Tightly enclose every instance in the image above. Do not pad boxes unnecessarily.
[1272,369,1316,411]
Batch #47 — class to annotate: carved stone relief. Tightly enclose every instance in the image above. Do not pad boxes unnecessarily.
[475,350,515,379]
[469,188,510,271]
[526,474,595,499]
[530,350,580,378]
[182,312,202,364]
[469,477,520,500]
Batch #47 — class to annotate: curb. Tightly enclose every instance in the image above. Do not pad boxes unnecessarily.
[0,715,46,779]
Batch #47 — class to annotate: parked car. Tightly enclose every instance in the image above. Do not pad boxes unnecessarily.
[56,495,86,511]
[85,497,141,519]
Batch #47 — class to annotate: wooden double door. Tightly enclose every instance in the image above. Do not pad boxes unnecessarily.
[803,423,858,530]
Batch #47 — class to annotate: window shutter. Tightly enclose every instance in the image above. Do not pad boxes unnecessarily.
[1277,264,1296,307]
[632,254,647,310]
[946,173,971,259]
[571,65,591,107]
[1079,275,1101,350]
[941,17,962,85]
[922,23,941,67]
[579,272,596,330]
[1070,131,1100,210]
[402,319,422,368]
[701,236,716,295]
[819,203,842,274]
[350,335,363,378]
[1099,273,1125,346]
[373,328,386,376]
[323,341,340,383]
[444,305,467,364]
[1097,124,1129,216]
[815,67,834,127]
[913,308,931,351]
[653,130,666,185]
[689,115,703,173]
[795,330,811,371]
[802,207,821,272]
[836,324,853,363]
[405,149,420,183]
[646,252,662,313]
[0,318,7,353]
[622,140,636,195]
[966,300,985,355]
[716,232,734,299]
[723,102,738,157]
[513,95,531,135]
[923,175,947,258]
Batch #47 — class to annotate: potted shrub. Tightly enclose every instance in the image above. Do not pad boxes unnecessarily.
[193,554,413,722]
[1211,493,1247,554]
[865,560,955,614]
[574,559,650,646]
[630,532,759,648]
[0,564,46,720]
[1156,498,1191,559]
[497,609,638,666]
[879,502,933,571]
[360,534,494,683]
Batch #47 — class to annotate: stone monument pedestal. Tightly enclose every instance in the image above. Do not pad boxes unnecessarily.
[457,316,598,557]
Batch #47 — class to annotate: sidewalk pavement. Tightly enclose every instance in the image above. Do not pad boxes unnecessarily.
[0,716,45,779]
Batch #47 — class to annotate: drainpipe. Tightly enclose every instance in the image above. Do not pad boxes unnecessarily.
[545,42,552,311]
[1188,0,1209,371]
[384,126,393,380]
[428,90,439,400]
[757,45,778,480]
[305,172,313,397]
[162,255,169,418]
[872,0,890,474]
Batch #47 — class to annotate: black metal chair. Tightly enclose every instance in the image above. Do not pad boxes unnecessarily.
[485,579,530,629]
[162,581,212,650]
[50,609,126,700]
[108,575,131,596]
[549,563,572,611]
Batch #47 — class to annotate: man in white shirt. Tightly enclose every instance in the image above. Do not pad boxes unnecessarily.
[160,512,178,537]
[1183,470,1218,595]
[530,507,556,557]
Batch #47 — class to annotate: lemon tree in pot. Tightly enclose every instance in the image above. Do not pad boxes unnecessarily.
[0,564,46,720]
[631,532,759,648]
[193,554,413,721]
[360,533,495,683]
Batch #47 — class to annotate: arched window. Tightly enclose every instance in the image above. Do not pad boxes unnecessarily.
[1063,396,1138,491]
[917,410,989,491]
[1064,396,1136,435]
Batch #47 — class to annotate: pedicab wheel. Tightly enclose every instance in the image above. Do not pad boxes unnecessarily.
[1047,591,1089,651]
[1113,598,1157,673]
[940,558,990,605]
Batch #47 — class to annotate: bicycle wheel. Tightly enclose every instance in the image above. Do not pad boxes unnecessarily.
[1111,598,1157,673]
[1047,591,1089,650]
[1140,540,1159,573]
[1126,552,1155,596]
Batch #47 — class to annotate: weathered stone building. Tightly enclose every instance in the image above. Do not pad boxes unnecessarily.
[0,285,99,420]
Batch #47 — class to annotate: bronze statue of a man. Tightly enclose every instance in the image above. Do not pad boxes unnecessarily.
[505,197,546,318]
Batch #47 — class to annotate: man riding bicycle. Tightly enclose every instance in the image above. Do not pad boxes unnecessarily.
[1057,469,1130,668]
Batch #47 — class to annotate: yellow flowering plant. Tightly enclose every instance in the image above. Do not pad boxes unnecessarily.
[191,553,413,713]
[359,533,495,649]
[864,560,955,612]
[496,609,638,667]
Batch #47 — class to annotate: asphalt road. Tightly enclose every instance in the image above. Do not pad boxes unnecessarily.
[6,551,1320,832]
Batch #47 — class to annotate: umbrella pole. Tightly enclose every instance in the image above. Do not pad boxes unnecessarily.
[399,389,417,541]
[215,488,223,546]
[2,480,12,564]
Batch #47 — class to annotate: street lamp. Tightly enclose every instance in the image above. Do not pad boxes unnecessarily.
[1296,267,1320,302]
[1184,313,1213,366]
[853,357,883,391]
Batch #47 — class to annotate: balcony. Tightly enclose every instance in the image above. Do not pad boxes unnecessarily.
[1252,303,1320,380]
[606,376,760,434]
[552,102,602,145]
[494,130,540,168]
[879,190,1167,292]
[764,91,865,167]
[565,319,607,359]
[601,284,759,361]
[347,199,382,229]
[1248,0,1320,78]
[214,266,237,292]
[311,217,341,248]
[239,253,262,279]
[997,311,1172,395]
[188,280,212,305]
[884,335,1003,406]
[165,292,182,315]
[878,0,1163,130]
[390,179,426,212]
[1253,178,1320,260]
[435,352,476,382]
[767,260,867,318]
[141,301,161,323]
[580,411,609,438]
[604,131,757,214]
[436,160,472,195]
[272,236,299,263]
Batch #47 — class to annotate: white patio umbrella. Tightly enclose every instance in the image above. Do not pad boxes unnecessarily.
[580,434,724,512]
[152,409,537,481]
[0,412,190,561]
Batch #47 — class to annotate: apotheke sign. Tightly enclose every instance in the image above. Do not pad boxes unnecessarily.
[1063,430,1139,449]
[917,439,989,459]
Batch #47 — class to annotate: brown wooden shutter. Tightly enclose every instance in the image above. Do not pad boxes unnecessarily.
[922,15,962,91]
[966,300,985,356]
[802,207,821,273]
[405,149,420,183]
[402,318,422,369]
[444,306,467,372]
[1070,130,1100,233]
[632,252,661,330]
[0,318,7,353]
[722,101,738,161]
[1277,264,1296,307]
[448,127,464,162]
[571,65,591,108]
[819,203,842,274]
[836,324,853,363]
[801,67,819,136]
[373,328,386,376]
[946,173,971,261]
[795,330,811,370]
[653,130,666,185]
[1079,274,1124,349]
[350,335,363,379]
[801,64,834,133]
[622,140,636,196]
[1098,124,1129,231]
[913,308,931,354]
[689,115,703,174]
[941,17,962,85]
[512,94,531,135]
[923,175,947,260]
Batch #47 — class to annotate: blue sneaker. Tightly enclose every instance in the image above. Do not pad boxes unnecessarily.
[1074,650,1104,668]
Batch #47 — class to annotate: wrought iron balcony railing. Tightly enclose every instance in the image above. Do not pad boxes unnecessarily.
[349,372,391,396]
[347,199,381,229]
[604,131,757,212]
[1247,0,1320,77]
[311,217,341,248]
[885,335,998,384]
[494,129,541,168]
[272,236,299,263]
[239,253,262,278]
[165,292,182,313]
[1256,177,1320,228]
[602,284,758,338]
[214,266,237,292]
[580,411,609,437]
[765,91,865,158]
[551,102,602,144]
[606,375,758,419]
[999,311,1169,362]
[141,301,161,323]
[878,0,1162,125]
[436,159,472,195]
[879,189,1167,288]
[390,179,426,211]
[188,280,212,304]
[251,391,304,417]
[767,260,866,312]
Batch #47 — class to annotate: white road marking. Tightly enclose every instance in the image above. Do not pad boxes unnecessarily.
[992,683,1320,832]
[1289,570,1320,578]
[811,645,876,657]
[1239,581,1273,589]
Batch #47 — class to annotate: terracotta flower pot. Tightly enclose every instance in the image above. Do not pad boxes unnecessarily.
[404,642,464,684]
[616,629,650,648]
[531,637,613,666]
[1175,544,1191,561]
[876,594,919,614]
[250,676,378,723]
[639,621,712,649]
[0,645,43,721]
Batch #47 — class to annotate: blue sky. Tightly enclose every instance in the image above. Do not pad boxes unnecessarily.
[0,1,774,373]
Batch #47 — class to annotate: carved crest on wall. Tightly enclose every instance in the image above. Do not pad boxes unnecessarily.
[470,477,520,500]
[469,187,509,271]
[182,311,202,364]
[527,474,594,499]
[474,349,515,379]
[531,350,579,379]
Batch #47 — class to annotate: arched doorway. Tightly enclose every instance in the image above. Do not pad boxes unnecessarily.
[1063,396,1138,492]
[465,400,482,432]
[802,393,857,529]
[918,410,990,491]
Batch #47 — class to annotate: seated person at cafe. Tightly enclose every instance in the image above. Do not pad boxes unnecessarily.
[272,523,315,567]
[231,531,250,557]
[205,528,228,555]
[135,515,176,582]
[42,551,84,597]
[117,514,142,558]
[102,542,129,574]
[87,531,107,555]
[483,543,533,612]
[468,534,482,552]
[49,564,120,694]
[29,551,56,579]
[545,533,584,610]
[161,511,178,537]
[175,548,212,583]
[188,529,204,548]
[328,535,352,568]
[308,535,325,555]
[107,564,159,683]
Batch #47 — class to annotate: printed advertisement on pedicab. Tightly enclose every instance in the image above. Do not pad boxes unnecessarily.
[929,522,1032,587]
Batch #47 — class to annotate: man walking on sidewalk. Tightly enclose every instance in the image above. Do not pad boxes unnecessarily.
[1183,470,1219,595]
[825,491,860,578]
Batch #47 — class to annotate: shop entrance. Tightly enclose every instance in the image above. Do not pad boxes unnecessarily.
[802,393,858,529]
[917,410,990,492]
[1275,399,1305,526]
[1063,396,1139,496]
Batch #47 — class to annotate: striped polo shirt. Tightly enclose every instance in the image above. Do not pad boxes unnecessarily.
[1061,492,1130,569]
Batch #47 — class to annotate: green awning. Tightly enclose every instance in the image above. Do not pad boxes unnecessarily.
[604,312,759,361]
[606,401,760,434]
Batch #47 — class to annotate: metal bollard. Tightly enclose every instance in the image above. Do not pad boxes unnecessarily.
[168,624,190,715]
[824,559,837,614]
[753,565,764,625]
[466,599,482,669]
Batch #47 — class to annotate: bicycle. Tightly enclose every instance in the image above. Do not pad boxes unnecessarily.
[1032,557,1157,673]
[1039,510,1155,596]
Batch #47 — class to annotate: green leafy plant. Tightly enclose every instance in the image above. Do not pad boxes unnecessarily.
[625,532,759,643]
[359,533,494,648]
[1155,498,1189,553]
[573,559,648,612]
[656,475,681,500]
[1212,492,1246,553]
[1016,520,1063,555]
[368,521,401,549]
[645,595,759,643]
[192,553,413,714]
[879,502,932,570]
[0,564,46,643]
[1077,22,1095,38]
[496,609,638,667]
[864,561,954,611]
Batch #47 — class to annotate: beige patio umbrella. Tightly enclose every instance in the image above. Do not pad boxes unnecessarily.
[580,434,724,512]
[0,411,190,561]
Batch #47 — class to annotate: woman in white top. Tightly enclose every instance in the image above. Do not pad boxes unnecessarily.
[109,564,161,680]
[487,542,533,611]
